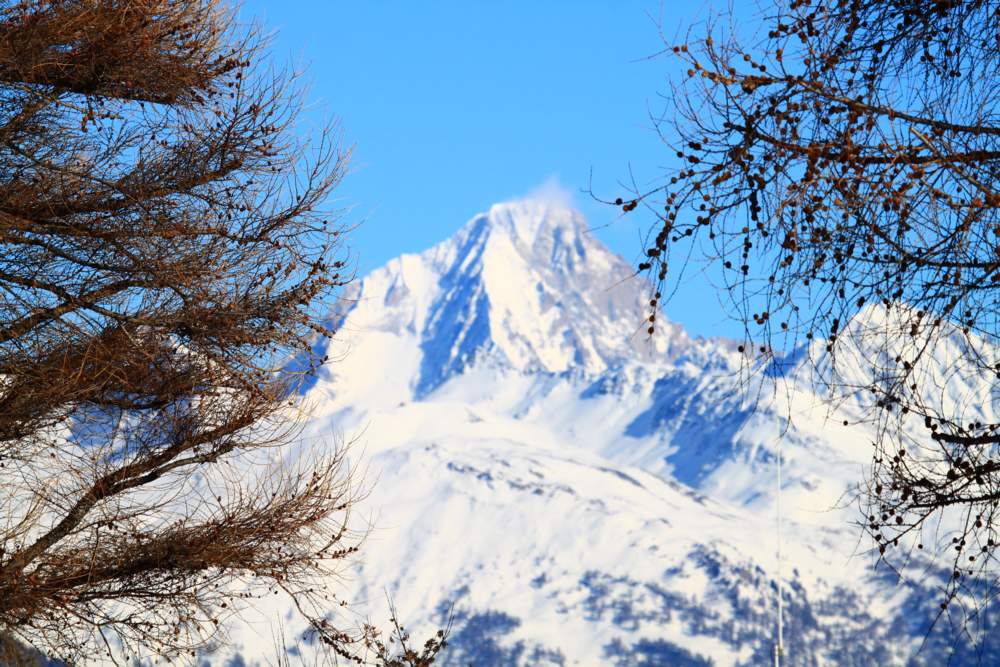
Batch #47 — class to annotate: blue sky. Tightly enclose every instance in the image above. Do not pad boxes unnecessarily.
[239,1,743,338]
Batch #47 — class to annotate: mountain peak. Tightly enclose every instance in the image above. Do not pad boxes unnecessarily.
[478,198,586,247]
[324,200,692,401]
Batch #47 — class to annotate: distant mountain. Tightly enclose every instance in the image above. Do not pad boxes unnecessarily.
[213,199,994,666]
[319,201,693,396]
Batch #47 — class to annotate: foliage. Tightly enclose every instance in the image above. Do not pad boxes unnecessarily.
[615,0,1000,627]
[357,611,449,667]
[0,0,388,662]
[270,606,449,667]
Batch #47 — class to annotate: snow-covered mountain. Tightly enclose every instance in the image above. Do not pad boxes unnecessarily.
[218,199,994,665]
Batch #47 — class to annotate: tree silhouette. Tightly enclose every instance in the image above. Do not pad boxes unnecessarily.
[0,0,398,662]
[614,0,1000,626]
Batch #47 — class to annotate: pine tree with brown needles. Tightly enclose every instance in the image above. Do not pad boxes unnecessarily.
[0,0,409,663]
[612,0,1000,632]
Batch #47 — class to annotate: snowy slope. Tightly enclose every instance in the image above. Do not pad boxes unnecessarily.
[213,199,994,666]
[310,200,872,521]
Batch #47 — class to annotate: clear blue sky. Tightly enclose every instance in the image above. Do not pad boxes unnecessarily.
[239,1,744,339]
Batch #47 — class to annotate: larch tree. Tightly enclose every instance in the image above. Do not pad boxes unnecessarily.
[0,0,430,663]
[614,0,1000,627]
